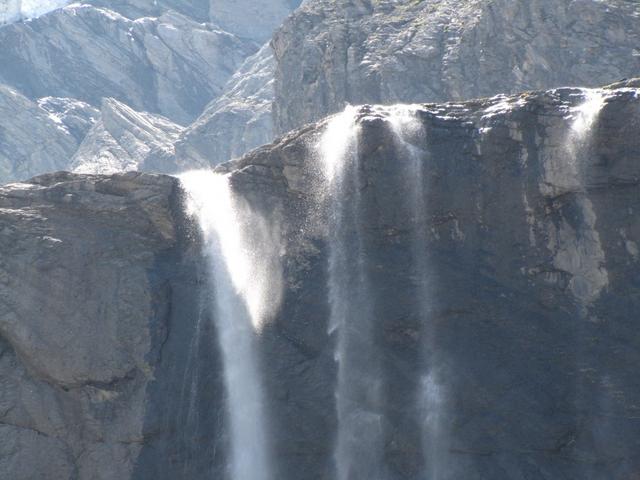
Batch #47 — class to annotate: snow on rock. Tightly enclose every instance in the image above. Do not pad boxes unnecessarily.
[0,0,71,24]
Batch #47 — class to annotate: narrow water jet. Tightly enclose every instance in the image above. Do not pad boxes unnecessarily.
[561,90,613,479]
[318,107,387,480]
[180,170,281,480]
[388,106,449,480]
[550,89,609,308]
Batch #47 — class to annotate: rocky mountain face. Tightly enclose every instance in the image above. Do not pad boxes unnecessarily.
[2,0,639,185]
[0,85,80,182]
[0,0,306,183]
[0,4,256,125]
[70,98,188,175]
[2,80,639,479]
[0,172,204,479]
[272,0,640,133]
[174,43,276,168]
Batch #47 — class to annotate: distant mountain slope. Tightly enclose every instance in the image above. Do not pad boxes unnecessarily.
[0,4,256,124]
[0,84,80,182]
[175,43,275,167]
[71,98,191,175]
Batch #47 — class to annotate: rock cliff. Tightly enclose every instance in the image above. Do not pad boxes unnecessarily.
[1,80,639,479]
[272,0,640,133]
[70,98,188,175]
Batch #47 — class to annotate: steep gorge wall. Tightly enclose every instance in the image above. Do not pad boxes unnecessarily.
[221,80,640,479]
[1,81,639,479]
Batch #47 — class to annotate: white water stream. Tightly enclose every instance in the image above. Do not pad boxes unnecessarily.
[180,169,282,480]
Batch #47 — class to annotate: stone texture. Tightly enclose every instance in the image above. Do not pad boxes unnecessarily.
[0,171,221,479]
[87,0,211,22]
[1,80,639,479]
[209,0,302,42]
[0,4,256,124]
[70,97,190,175]
[175,43,275,167]
[0,84,79,183]
[272,0,640,133]
[219,80,640,479]
[37,96,100,144]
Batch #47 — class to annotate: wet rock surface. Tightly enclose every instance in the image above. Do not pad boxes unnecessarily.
[0,79,639,479]
[223,81,640,479]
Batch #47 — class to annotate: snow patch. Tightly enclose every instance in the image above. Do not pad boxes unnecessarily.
[1,0,72,24]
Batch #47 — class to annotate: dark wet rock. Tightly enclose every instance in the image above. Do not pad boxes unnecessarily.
[1,82,639,479]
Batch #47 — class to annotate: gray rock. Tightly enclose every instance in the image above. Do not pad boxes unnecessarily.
[0,84,78,183]
[175,43,276,167]
[70,97,190,175]
[2,80,639,479]
[0,4,256,124]
[272,0,640,133]
[209,0,302,42]
[87,0,211,22]
[218,80,640,479]
[0,172,181,479]
[37,96,100,143]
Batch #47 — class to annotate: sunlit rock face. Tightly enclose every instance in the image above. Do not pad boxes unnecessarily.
[70,98,188,175]
[0,85,81,182]
[0,81,639,479]
[0,4,256,124]
[175,43,276,167]
[272,0,640,134]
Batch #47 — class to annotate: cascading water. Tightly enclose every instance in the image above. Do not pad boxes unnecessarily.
[319,105,448,479]
[562,90,612,479]
[180,170,282,480]
[552,89,609,308]
[388,106,448,480]
[318,106,386,480]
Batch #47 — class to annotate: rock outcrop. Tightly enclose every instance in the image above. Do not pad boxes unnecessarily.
[209,0,302,42]
[272,0,640,133]
[175,43,275,167]
[87,0,211,22]
[0,172,170,478]
[0,85,79,183]
[37,96,100,144]
[70,98,189,175]
[1,81,639,479]
[0,171,221,479]
[0,4,256,124]
[215,80,640,479]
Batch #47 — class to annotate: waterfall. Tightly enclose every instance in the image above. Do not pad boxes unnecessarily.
[545,89,609,308]
[319,105,448,479]
[388,106,448,480]
[318,106,386,480]
[180,169,282,480]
